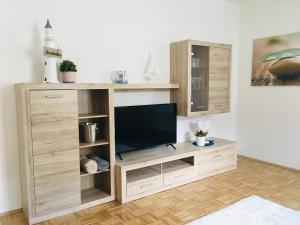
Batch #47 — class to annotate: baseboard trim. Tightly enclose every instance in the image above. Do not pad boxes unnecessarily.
[0,208,23,218]
[238,155,300,173]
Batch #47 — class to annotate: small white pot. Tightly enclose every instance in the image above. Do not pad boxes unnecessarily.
[196,136,206,147]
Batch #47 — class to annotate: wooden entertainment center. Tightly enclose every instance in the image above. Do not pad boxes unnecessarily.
[15,40,233,224]
[15,83,179,224]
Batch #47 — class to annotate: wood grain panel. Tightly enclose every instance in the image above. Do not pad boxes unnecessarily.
[29,90,81,218]
[33,149,79,177]
[197,147,236,176]
[127,167,163,196]
[170,41,189,116]
[30,90,79,155]
[209,47,231,112]
[163,160,196,186]
[35,170,80,208]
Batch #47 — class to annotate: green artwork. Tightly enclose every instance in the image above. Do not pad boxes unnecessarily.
[252,32,300,86]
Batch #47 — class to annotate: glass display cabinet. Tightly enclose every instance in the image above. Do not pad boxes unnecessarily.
[170,40,231,116]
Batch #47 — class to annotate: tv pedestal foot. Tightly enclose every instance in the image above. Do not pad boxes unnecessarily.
[167,144,176,150]
[117,153,123,160]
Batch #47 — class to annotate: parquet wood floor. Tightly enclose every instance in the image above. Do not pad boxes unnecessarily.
[1,156,300,225]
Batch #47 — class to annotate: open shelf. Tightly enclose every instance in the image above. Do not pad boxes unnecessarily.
[79,113,108,119]
[78,89,110,116]
[80,169,110,177]
[162,159,194,174]
[127,165,161,184]
[79,140,110,149]
[81,188,110,204]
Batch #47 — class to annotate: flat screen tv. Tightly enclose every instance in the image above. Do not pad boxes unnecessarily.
[115,103,177,155]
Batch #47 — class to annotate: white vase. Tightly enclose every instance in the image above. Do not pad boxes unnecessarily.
[196,136,206,147]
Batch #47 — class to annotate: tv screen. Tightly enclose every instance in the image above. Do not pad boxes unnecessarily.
[115,103,177,154]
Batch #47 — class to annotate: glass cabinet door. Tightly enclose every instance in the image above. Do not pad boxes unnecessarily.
[191,45,209,112]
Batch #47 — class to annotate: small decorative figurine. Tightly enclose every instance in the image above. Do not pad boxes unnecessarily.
[43,19,62,83]
[144,51,161,81]
[112,70,128,84]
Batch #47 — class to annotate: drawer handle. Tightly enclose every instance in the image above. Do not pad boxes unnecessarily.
[45,95,63,99]
[174,174,185,179]
[213,154,223,158]
[140,183,153,188]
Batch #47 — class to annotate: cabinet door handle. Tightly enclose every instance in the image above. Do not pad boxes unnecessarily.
[45,95,63,99]
[213,154,222,158]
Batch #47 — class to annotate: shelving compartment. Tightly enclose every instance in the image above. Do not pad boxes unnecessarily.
[80,172,111,204]
[80,145,111,176]
[78,89,111,148]
[162,156,196,185]
[80,146,112,203]
[78,88,114,204]
[78,117,110,148]
[78,89,110,118]
[126,164,162,196]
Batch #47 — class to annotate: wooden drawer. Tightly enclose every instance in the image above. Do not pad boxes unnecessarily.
[30,90,79,155]
[33,149,80,177]
[163,160,196,186]
[197,146,236,176]
[34,170,80,217]
[127,167,163,196]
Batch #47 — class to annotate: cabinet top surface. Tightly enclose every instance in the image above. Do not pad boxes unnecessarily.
[171,39,232,48]
[15,83,179,91]
[116,138,236,167]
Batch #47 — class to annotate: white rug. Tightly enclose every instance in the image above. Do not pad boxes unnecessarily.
[186,195,300,225]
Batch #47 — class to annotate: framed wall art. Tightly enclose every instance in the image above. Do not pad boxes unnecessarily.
[252,32,300,86]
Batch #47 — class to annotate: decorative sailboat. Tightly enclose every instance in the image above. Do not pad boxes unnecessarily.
[143,51,161,81]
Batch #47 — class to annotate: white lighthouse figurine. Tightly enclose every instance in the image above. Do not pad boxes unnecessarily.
[43,20,61,83]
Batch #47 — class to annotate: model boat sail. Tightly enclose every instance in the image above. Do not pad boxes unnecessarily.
[143,51,161,81]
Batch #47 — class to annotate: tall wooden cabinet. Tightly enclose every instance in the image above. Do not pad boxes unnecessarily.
[30,90,81,217]
[15,84,115,225]
[170,40,232,116]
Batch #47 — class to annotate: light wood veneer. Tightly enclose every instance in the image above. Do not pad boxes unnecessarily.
[2,156,300,225]
[116,138,237,203]
[15,84,117,225]
[170,40,231,116]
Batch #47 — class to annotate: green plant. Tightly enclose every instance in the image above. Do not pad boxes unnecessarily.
[60,60,77,72]
[195,129,208,137]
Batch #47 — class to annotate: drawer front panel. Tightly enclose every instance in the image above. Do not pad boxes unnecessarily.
[164,166,196,186]
[127,175,163,196]
[197,147,236,176]
[30,90,79,155]
[34,170,80,217]
[33,149,79,177]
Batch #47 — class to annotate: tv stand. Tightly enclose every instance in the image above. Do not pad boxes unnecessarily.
[115,138,236,203]
[167,144,176,150]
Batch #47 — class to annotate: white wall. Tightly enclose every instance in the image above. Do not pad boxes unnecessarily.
[0,0,239,212]
[237,0,300,170]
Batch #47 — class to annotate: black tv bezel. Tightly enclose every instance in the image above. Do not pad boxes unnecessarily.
[114,103,177,155]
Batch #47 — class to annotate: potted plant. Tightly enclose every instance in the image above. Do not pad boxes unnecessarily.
[195,129,208,147]
[60,60,77,83]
